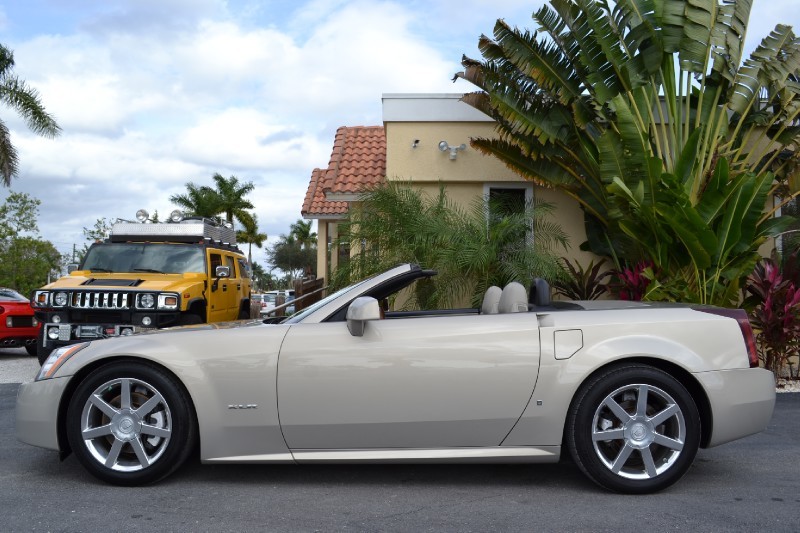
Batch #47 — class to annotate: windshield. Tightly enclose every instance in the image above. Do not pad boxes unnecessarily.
[282,277,373,324]
[81,243,206,274]
[0,288,27,302]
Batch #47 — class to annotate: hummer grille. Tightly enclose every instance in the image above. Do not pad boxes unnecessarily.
[70,291,133,310]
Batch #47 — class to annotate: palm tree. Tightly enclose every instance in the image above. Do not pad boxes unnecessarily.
[169,182,222,219]
[289,219,316,249]
[331,182,568,308]
[456,0,799,304]
[212,173,255,229]
[0,44,61,186]
[236,214,268,263]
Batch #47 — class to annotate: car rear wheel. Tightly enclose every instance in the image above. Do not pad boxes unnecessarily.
[25,343,37,357]
[66,362,196,486]
[566,364,700,494]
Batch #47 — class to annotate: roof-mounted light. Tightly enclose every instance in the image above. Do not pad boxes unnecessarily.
[169,209,184,223]
[136,209,149,223]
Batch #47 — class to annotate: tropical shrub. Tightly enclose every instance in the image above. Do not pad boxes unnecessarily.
[456,0,799,305]
[331,182,568,308]
[744,250,800,377]
[553,258,610,300]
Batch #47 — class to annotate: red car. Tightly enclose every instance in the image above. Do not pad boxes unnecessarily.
[0,288,39,356]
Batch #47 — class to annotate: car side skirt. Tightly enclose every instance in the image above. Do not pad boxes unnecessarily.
[291,446,561,464]
[200,447,561,464]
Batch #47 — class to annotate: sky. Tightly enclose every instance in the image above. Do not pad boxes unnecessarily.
[0,0,797,270]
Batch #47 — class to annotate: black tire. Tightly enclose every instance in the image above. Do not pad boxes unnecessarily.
[25,343,37,357]
[566,364,700,494]
[36,328,53,365]
[238,308,249,320]
[178,313,203,326]
[66,361,197,486]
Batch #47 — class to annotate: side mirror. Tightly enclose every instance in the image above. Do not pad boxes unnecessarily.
[215,265,231,278]
[346,297,381,337]
[67,263,79,273]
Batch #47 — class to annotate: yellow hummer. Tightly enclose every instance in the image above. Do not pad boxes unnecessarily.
[31,211,252,364]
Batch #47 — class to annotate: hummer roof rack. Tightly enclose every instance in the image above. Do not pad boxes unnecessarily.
[109,217,237,246]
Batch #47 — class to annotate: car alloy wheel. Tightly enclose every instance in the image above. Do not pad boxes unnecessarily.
[567,364,700,494]
[590,383,686,480]
[67,362,196,485]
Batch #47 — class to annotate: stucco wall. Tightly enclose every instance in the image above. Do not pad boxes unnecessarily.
[384,121,599,266]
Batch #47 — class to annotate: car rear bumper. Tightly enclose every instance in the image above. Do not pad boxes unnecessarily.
[696,367,776,448]
[16,377,70,451]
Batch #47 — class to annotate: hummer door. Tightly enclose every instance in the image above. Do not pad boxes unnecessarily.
[207,252,238,322]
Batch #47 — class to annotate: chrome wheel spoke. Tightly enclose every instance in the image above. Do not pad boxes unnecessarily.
[140,424,171,438]
[635,385,649,417]
[611,444,635,474]
[82,424,113,440]
[134,394,163,418]
[649,403,679,426]
[120,378,132,410]
[89,394,119,418]
[130,438,151,467]
[104,439,124,468]
[593,428,625,441]
[604,397,632,423]
[653,432,684,451]
[641,447,658,478]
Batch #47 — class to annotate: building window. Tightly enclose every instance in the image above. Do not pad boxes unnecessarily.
[484,183,534,241]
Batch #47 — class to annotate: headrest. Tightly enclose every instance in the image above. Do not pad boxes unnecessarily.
[481,286,502,314]
[499,282,528,313]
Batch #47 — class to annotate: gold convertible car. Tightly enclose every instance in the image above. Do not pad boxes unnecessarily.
[16,264,775,493]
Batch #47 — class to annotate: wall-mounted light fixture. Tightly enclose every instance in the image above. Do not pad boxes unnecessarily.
[438,140,466,160]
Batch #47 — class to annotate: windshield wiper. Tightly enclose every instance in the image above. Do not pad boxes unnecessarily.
[90,268,112,272]
[134,268,164,273]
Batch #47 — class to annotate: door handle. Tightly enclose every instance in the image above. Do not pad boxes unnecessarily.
[237,284,241,290]
[222,284,228,292]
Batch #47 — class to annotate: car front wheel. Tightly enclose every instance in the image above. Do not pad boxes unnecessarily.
[566,364,700,494]
[66,362,196,485]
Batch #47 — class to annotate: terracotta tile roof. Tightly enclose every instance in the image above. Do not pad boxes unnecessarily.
[302,126,386,219]
[301,168,348,217]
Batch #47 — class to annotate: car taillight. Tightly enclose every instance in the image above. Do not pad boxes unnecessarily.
[696,307,759,368]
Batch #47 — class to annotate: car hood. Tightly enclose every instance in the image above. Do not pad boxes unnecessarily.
[40,272,206,292]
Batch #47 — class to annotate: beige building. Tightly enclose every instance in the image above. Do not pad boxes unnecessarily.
[301,94,600,284]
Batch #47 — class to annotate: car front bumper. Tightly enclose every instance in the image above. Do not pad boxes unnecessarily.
[696,367,776,448]
[16,377,71,451]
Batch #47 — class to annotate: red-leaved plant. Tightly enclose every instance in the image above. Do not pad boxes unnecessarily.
[744,251,800,377]
[610,261,654,301]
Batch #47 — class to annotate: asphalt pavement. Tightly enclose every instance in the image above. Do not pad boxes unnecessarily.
[1,348,799,532]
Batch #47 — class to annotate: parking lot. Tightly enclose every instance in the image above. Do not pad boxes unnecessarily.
[1,347,799,532]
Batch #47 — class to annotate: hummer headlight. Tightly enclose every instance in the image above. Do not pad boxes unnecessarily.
[53,292,69,307]
[137,293,156,309]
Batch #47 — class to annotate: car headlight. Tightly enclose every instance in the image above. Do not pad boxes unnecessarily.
[53,292,69,307]
[137,293,156,309]
[36,343,90,381]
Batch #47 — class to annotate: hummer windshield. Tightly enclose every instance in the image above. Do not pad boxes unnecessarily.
[80,243,206,274]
